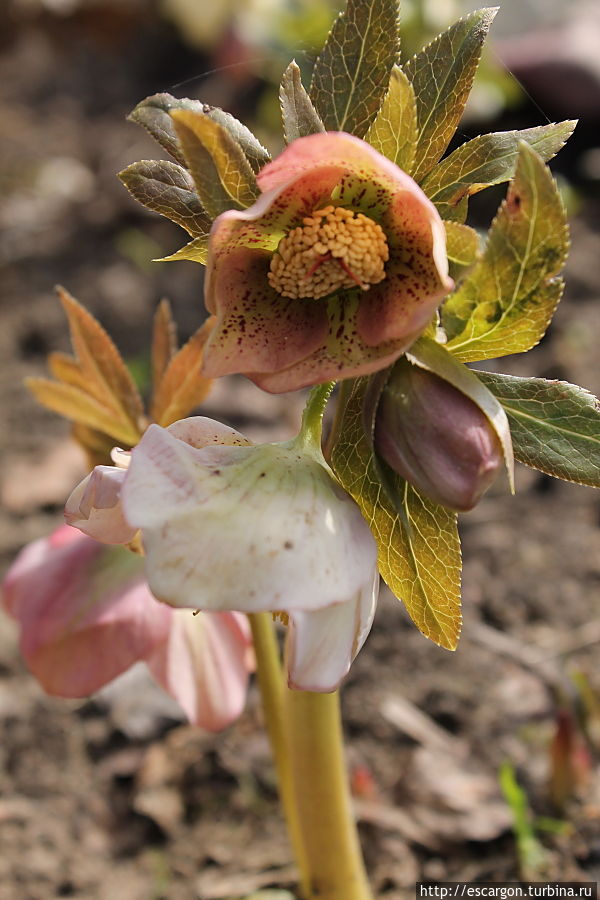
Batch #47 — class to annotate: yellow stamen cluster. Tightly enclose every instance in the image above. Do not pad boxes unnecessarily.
[268,205,389,300]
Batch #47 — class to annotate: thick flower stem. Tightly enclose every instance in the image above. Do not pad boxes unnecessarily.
[248,613,310,897]
[285,689,374,900]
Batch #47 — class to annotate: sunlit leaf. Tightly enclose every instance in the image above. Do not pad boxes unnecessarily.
[58,288,145,438]
[421,121,576,221]
[406,8,498,182]
[171,109,259,217]
[118,160,211,236]
[157,234,209,265]
[443,143,568,362]
[478,372,600,488]
[309,0,399,138]
[128,93,270,174]
[444,221,480,276]
[151,299,177,396]
[331,378,461,649]
[280,61,326,143]
[406,336,514,491]
[26,378,141,447]
[151,318,214,426]
[365,65,417,174]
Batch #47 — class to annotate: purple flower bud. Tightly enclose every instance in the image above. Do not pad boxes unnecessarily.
[374,359,503,511]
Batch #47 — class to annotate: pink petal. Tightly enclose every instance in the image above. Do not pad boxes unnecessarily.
[65,466,137,544]
[147,610,251,730]
[2,528,171,696]
[286,570,379,692]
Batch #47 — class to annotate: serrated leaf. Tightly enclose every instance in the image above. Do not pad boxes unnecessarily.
[280,61,326,143]
[477,372,600,488]
[331,378,461,649]
[443,143,568,362]
[309,0,399,138]
[151,317,213,426]
[119,160,211,237]
[58,288,145,438]
[406,8,498,183]
[151,299,177,396]
[365,65,418,174]
[26,378,141,446]
[406,336,514,491]
[157,234,209,264]
[171,109,258,217]
[128,93,270,174]
[444,220,480,267]
[421,121,576,221]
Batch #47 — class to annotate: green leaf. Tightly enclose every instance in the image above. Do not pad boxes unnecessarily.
[444,220,480,274]
[477,372,600,488]
[443,142,568,362]
[156,234,209,265]
[365,65,418,174]
[119,160,211,236]
[171,110,259,217]
[280,61,326,143]
[128,93,270,174]
[331,378,462,649]
[309,0,400,138]
[406,336,514,491]
[406,8,498,183]
[421,121,576,221]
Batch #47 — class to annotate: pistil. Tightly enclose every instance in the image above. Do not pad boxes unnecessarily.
[268,206,389,300]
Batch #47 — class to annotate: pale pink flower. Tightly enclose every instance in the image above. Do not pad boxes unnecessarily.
[2,525,251,730]
[203,132,453,392]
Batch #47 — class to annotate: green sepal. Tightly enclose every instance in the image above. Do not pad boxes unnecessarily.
[405,7,498,183]
[421,121,577,222]
[280,61,325,143]
[477,372,600,488]
[443,142,568,362]
[309,0,400,138]
[118,159,211,237]
[330,378,462,650]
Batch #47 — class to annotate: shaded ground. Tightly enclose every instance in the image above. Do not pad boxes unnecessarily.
[2,3,600,898]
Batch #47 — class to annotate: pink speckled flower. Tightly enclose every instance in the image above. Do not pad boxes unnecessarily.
[2,525,252,730]
[202,132,453,393]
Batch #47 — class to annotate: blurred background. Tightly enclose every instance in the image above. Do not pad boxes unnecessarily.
[2,0,600,897]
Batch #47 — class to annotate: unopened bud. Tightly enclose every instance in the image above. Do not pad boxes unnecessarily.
[374,359,503,511]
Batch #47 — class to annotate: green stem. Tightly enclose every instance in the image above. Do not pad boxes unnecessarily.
[298,381,336,451]
[248,613,310,897]
[285,689,373,900]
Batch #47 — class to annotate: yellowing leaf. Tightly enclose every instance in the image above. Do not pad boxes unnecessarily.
[444,220,480,269]
[58,288,145,438]
[421,121,576,221]
[157,234,209,265]
[365,65,418,174]
[151,299,177,396]
[26,378,141,447]
[280,61,325,143]
[119,160,211,236]
[478,372,600,488]
[171,110,259,217]
[406,8,498,183]
[128,93,270,174]
[331,378,462,649]
[151,318,214,427]
[309,0,400,139]
[443,142,568,362]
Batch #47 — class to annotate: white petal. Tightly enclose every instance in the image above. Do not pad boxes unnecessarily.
[122,421,378,614]
[285,569,379,692]
[65,466,137,544]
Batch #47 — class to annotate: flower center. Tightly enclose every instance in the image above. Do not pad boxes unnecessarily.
[268,205,389,300]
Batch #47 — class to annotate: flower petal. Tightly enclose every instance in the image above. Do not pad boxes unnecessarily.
[146,610,251,730]
[121,419,378,614]
[2,528,171,697]
[286,569,379,692]
[65,466,137,544]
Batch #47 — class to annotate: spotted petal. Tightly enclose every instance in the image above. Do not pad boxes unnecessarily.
[203,132,452,392]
